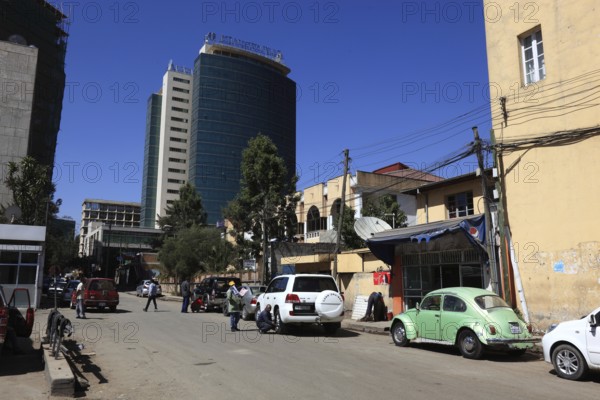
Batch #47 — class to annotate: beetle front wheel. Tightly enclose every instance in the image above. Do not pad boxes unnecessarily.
[391,322,409,347]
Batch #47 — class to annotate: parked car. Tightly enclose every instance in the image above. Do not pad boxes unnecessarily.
[223,284,267,317]
[42,276,51,294]
[0,285,34,354]
[255,274,344,335]
[47,280,67,302]
[542,306,600,380]
[0,286,7,351]
[71,278,119,312]
[390,287,539,359]
[63,280,80,307]
[195,277,241,312]
[240,285,267,320]
[136,280,162,297]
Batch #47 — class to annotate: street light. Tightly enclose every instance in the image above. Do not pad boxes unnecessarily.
[384,213,396,229]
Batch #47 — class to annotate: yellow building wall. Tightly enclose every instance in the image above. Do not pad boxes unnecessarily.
[484,0,600,325]
[336,252,384,273]
[415,180,484,224]
[339,272,392,317]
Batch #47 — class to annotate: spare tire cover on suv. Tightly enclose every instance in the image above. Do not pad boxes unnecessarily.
[315,290,344,319]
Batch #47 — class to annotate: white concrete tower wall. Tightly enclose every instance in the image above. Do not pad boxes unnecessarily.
[155,64,193,227]
[0,41,38,207]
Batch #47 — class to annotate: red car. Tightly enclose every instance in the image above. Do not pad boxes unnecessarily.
[0,285,34,354]
[71,278,119,312]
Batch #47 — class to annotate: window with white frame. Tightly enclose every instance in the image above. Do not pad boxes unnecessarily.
[447,191,474,219]
[521,28,545,85]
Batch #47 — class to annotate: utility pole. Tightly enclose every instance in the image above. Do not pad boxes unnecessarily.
[104,222,112,278]
[261,197,269,285]
[333,149,349,285]
[472,127,500,295]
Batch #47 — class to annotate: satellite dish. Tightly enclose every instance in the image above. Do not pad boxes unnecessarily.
[8,34,27,46]
[354,217,393,240]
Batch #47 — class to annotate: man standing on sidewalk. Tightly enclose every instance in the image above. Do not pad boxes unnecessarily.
[180,277,190,313]
[75,276,86,319]
[226,281,242,331]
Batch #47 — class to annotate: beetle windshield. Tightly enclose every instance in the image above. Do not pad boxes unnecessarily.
[474,295,510,310]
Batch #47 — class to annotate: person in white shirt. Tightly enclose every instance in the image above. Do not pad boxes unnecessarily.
[76,277,87,319]
[143,279,159,312]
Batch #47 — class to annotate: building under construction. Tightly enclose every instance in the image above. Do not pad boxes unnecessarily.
[0,0,69,205]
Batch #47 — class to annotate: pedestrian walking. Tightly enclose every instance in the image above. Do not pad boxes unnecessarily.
[226,281,242,331]
[256,304,276,333]
[144,279,159,312]
[180,277,190,313]
[75,276,87,319]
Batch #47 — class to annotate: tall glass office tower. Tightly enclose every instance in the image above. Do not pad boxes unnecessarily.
[142,35,296,226]
[189,36,296,224]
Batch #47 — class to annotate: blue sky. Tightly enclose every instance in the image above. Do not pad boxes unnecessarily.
[53,0,494,229]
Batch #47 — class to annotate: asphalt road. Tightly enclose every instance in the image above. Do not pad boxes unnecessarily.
[2,293,600,399]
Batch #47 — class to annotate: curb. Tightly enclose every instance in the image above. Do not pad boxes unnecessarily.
[42,343,75,397]
[342,322,390,335]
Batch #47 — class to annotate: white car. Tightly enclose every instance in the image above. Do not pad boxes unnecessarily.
[255,274,344,335]
[542,306,600,380]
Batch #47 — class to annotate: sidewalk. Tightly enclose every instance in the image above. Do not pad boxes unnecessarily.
[143,291,391,335]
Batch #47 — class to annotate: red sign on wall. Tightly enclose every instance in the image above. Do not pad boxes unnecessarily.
[373,271,391,285]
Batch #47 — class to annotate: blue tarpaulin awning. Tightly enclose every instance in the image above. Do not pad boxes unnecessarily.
[366,215,486,265]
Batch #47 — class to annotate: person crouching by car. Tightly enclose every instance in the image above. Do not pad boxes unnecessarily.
[256,304,276,333]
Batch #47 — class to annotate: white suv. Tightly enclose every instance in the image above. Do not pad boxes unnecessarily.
[255,274,344,335]
[542,306,600,380]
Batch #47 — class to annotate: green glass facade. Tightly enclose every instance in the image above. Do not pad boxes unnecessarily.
[190,51,296,224]
[141,94,162,227]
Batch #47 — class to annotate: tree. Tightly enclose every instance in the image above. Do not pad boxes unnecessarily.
[44,218,79,270]
[2,156,60,225]
[223,134,299,281]
[156,182,207,233]
[332,203,365,250]
[159,225,235,278]
[362,194,407,229]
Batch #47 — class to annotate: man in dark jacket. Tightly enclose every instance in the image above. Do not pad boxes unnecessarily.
[181,278,190,313]
[256,304,276,333]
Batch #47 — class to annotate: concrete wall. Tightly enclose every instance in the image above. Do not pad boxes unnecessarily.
[155,69,193,224]
[484,0,600,325]
[0,41,38,206]
[339,272,392,316]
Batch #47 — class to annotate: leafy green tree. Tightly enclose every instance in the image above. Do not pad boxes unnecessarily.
[223,134,299,280]
[157,182,207,233]
[332,203,365,250]
[362,194,407,229]
[45,225,78,273]
[159,225,235,278]
[2,156,60,225]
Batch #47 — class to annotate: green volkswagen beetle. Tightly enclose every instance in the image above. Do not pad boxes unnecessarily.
[390,287,539,359]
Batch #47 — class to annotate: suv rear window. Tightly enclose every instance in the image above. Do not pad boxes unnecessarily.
[292,277,337,292]
[90,280,116,291]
